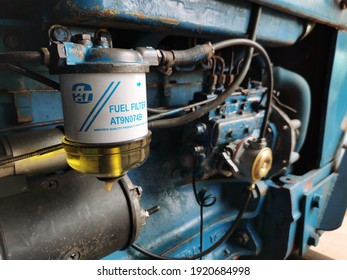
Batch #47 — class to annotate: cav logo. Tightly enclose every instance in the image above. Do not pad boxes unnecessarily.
[72,83,93,104]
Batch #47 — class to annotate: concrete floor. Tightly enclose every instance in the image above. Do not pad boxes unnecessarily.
[307,213,347,259]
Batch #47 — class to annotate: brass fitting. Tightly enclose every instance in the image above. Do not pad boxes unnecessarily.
[251,147,273,181]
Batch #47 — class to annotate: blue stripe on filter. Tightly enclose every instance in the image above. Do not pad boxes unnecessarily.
[85,81,121,132]
[79,81,114,132]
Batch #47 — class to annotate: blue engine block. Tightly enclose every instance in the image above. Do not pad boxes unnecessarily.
[0,0,346,260]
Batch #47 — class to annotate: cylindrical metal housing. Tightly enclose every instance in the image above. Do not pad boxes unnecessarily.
[232,137,273,182]
[58,46,152,178]
[0,128,67,178]
[60,73,148,144]
[0,172,144,259]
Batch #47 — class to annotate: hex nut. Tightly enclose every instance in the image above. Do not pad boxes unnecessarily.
[74,33,91,42]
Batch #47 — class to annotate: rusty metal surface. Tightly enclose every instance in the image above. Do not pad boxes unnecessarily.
[13,90,32,123]
[43,0,305,46]
[250,0,347,30]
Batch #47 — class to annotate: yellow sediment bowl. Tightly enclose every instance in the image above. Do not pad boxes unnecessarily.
[62,132,151,178]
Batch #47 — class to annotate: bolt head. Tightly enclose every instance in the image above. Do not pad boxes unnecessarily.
[56,44,67,66]
[235,232,250,245]
[50,27,70,42]
[193,123,206,136]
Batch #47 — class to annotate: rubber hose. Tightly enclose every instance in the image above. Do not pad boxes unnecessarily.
[0,51,42,64]
[273,66,311,152]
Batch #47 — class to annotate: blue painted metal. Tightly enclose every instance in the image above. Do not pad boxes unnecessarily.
[250,0,347,30]
[300,173,337,254]
[211,113,263,147]
[160,70,204,107]
[64,42,89,65]
[0,91,63,130]
[209,90,264,146]
[268,122,279,152]
[42,0,304,46]
[30,91,63,123]
[320,149,347,230]
[104,179,268,260]
[57,41,148,73]
[258,163,334,259]
[279,164,334,258]
[319,31,347,166]
[13,91,32,123]
[0,0,347,261]
[0,64,62,129]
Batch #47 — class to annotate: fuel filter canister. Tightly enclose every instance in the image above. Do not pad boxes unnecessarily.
[57,44,152,179]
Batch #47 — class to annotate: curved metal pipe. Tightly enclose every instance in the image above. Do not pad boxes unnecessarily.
[273,66,311,152]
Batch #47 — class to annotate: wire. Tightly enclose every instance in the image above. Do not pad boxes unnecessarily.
[131,5,262,260]
[272,95,297,114]
[148,7,272,135]
[150,39,273,138]
[148,40,255,128]
[131,188,252,260]
[0,119,64,134]
[0,144,63,166]
[147,107,170,114]
[148,97,217,121]
[191,155,217,260]
[1,63,60,90]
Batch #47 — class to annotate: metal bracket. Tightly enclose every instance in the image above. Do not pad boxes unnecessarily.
[13,91,32,123]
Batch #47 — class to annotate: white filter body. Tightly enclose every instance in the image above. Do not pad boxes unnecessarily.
[60,73,148,144]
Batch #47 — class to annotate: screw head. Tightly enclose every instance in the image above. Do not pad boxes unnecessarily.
[41,180,59,190]
[64,250,81,260]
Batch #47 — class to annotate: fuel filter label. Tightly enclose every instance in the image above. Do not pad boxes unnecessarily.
[60,73,148,144]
